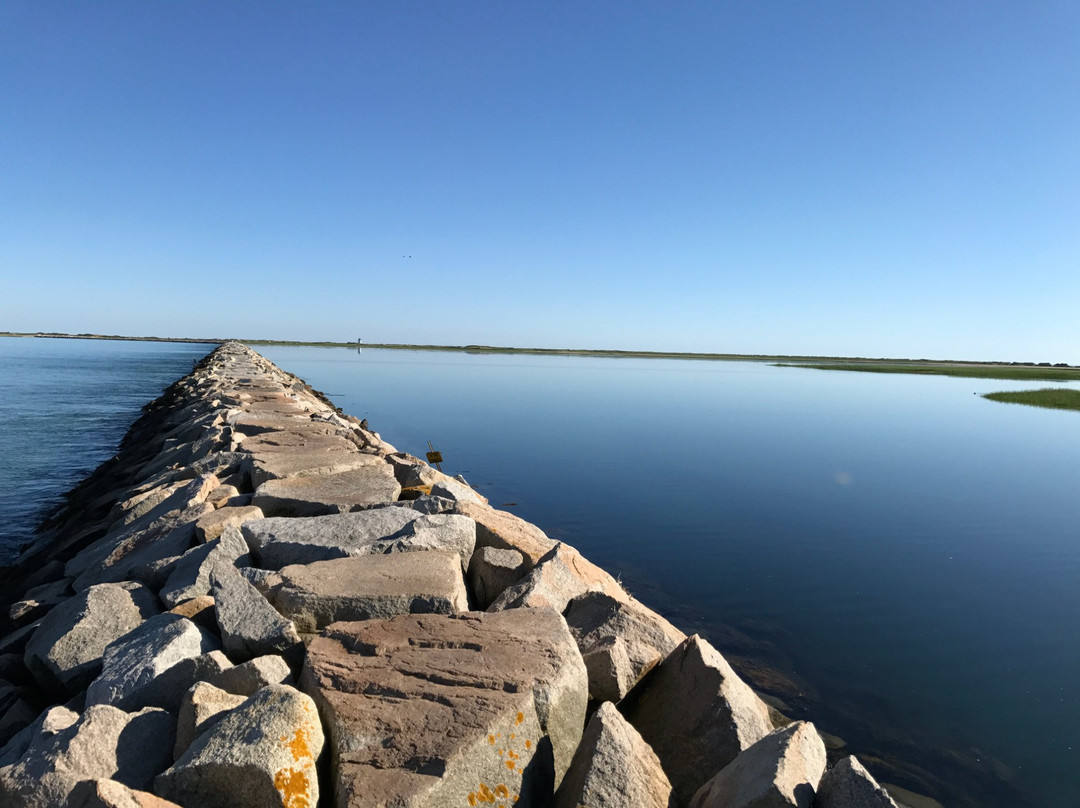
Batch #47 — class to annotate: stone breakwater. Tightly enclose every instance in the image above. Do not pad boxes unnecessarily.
[0,342,902,808]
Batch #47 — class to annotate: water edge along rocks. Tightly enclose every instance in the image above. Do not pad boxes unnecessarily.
[0,341,904,808]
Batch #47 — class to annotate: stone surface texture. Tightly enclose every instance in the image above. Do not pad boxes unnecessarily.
[688,721,827,808]
[620,634,775,805]
[155,684,324,808]
[24,581,161,696]
[272,550,470,632]
[814,756,899,808]
[554,701,675,808]
[301,608,588,807]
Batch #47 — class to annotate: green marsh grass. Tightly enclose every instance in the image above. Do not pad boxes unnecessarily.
[982,388,1080,412]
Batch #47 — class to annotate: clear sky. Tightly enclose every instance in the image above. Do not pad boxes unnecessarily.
[2,2,1078,361]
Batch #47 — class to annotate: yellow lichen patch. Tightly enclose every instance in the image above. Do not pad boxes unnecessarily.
[515,712,524,725]
[524,740,532,750]
[495,784,509,798]
[284,726,313,763]
[274,766,312,808]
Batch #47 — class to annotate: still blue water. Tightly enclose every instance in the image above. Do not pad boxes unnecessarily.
[0,338,216,559]
[3,338,1079,806]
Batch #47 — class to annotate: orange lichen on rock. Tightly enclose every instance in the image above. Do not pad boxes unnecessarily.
[274,766,313,808]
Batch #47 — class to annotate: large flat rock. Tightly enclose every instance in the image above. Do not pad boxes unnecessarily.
[252,466,402,517]
[300,608,588,807]
[242,509,475,570]
[272,551,469,633]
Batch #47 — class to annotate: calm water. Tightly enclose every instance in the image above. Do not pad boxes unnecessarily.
[3,338,1079,807]
[0,338,216,560]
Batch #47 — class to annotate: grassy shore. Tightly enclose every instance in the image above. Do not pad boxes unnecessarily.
[983,388,1080,411]
[4,332,1077,381]
[776,361,1080,382]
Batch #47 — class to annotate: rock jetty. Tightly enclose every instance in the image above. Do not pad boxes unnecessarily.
[0,342,902,808]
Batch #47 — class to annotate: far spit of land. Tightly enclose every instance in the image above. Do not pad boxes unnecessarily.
[3,331,1078,382]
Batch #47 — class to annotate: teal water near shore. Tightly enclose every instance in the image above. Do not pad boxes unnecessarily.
[3,337,1079,806]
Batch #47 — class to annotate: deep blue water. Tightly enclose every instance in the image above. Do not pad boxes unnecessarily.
[3,338,1079,807]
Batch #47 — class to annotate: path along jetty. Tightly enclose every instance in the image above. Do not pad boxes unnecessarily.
[0,342,901,808]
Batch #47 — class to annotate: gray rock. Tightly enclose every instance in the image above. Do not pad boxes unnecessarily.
[251,465,401,517]
[489,542,631,613]
[24,581,161,696]
[194,505,264,543]
[454,500,556,565]
[620,634,774,805]
[0,705,175,808]
[0,705,80,769]
[813,756,899,808]
[173,681,247,759]
[300,608,588,806]
[430,478,484,504]
[242,509,475,570]
[555,701,675,808]
[204,654,293,697]
[242,508,422,568]
[210,566,302,664]
[8,579,70,627]
[68,778,185,808]
[155,684,324,808]
[72,514,210,591]
[158,527,252,608]
[468,546,528,608]
[85,614,220,711]
[688,721,826,808]
[564,591,685,702]
[272,550,470,632]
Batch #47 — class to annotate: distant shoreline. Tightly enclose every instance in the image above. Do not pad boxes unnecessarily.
[3,331,1078,381]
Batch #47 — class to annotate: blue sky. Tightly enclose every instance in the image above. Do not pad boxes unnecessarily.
[2,2,1078,361]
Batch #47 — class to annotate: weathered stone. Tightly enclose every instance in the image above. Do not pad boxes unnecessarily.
[620,634,774,805]
[8,579,70,627]
[489,542,630,613]
[0,705,80,769]
[430,477,485,504]
[24,581,161,696]
[167,595,216,628]
[814,755,899,808]
[72,512,210,591]
[300,608,588,806]
[70,779,183,808]
[85,614,220,711]
[0,705,175,808]
[564,591,685,702]
[252,463,401,517]
[453,501,556,565]
[173,681,247,759]
[210,566,302,664]
[204,654,293,697]
[242,508,473,570]
[688,721,826,808]
[194,505,263,543]
[131,555,182,591]
[108,482,187,530]
[124,650,234,714]
[155,684,323,808]
[272,551,470,633]
[205,484,242,509]
[246,443,385,488]
[67,474,220,588]
[159,527,252,608]
[468,546,528,609]
[555,701,675,808]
